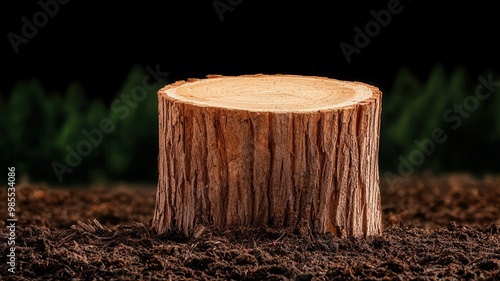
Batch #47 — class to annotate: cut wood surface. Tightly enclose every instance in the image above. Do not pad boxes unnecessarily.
[152,74,382,237]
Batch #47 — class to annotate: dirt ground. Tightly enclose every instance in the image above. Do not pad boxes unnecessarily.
[1,173,499,280]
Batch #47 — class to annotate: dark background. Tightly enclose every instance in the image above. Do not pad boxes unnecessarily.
[1,0,499,184]
[2,0,498,99]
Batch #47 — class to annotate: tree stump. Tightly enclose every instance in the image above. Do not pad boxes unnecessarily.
[152,74,382,238]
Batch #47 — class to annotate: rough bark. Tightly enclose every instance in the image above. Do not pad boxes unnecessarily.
[152,74,382,237]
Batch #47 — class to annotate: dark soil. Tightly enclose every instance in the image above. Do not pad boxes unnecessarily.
[1,173,500,280]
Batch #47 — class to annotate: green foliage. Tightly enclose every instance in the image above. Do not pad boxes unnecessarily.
[1,64,163,184]
[1,64,499,184]
[381,64,500,174]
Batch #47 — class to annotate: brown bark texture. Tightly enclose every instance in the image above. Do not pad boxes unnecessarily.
[152,74,382,237]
